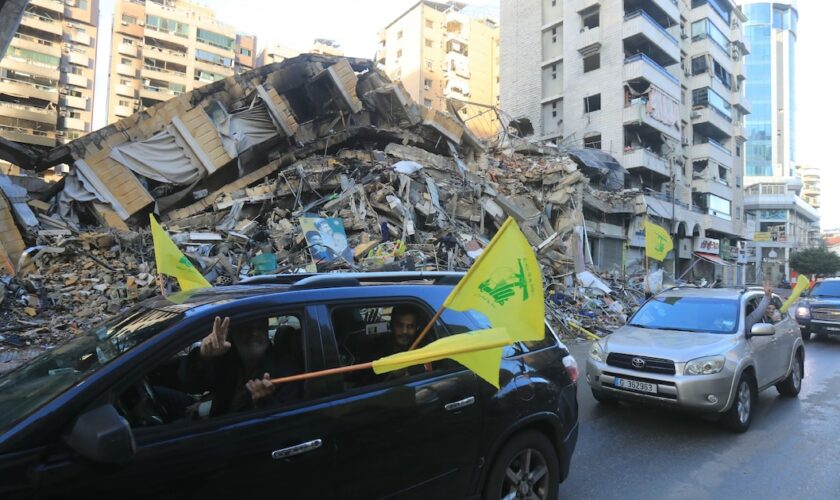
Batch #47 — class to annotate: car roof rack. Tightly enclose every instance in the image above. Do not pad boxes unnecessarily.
[241,271,465,289]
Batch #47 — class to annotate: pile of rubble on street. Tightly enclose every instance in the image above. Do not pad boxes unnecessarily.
[0,54,648,370]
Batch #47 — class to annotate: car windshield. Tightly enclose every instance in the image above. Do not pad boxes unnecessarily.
[809,281,840,298]
[629,296,739,334]
[0,306,183,434]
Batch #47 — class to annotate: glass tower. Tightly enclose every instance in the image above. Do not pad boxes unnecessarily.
[741,1,798,177]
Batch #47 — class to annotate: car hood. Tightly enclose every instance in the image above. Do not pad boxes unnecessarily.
[800,297,840,308]
[604,325,738,362]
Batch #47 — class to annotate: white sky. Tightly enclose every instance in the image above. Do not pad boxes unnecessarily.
[92,0,836,227]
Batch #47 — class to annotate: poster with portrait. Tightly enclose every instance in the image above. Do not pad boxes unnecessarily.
[300,215,354,264]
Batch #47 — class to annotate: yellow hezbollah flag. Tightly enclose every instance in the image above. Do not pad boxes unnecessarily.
[443,217,544,342]
[780,274,810,314]
[150,214,212,291]
[644,219,673,262]
[372,328,512,388]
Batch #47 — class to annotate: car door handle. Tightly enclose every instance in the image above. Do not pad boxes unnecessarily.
[272,439,322,460]
[445,396,475,411]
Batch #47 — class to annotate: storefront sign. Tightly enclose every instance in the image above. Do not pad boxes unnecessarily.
[693,238,720,255]
[754,232,772,242]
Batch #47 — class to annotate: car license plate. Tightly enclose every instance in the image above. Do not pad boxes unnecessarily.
[614,377,657,394]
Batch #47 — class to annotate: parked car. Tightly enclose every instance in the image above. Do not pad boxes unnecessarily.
[586,287,804,432]
[0,272,578,499]
[793,277,840,340]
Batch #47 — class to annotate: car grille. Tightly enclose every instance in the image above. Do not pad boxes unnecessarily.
[811,308,840,322]
[606,353,676,375]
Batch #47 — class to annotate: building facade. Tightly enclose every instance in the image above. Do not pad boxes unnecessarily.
[796,164,819,210]
[738,1,815,283]
[106,0,251,125]
[255,43,301,68]
[0,0,99,170]
[234,33,256,74]
[500,0,750,284]
[376,1,501,138]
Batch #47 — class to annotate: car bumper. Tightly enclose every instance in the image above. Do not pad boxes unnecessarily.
[586,358,735,413]
[797,319,840,335]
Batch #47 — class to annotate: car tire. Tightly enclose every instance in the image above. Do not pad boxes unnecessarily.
[591,389,619,405]
[721,373,755,433]
[776,350,803,397]
[483,431,560,500]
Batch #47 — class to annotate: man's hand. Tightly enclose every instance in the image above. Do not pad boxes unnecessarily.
[246,372,275,402]
[199,316,231,358]
[763,281,773,297]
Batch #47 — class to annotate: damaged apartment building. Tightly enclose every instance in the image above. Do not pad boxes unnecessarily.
[501,0,754,284]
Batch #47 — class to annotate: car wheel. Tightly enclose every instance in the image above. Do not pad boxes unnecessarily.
[483,431,560,500]
[722,373,755,433]
[591,389,619,405]
[776,351,803,397]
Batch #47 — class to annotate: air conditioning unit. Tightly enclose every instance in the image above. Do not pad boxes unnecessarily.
[690,111,701,119]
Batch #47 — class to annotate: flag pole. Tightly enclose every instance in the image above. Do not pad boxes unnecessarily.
[270,362,374,385]
[157,274,166,297]
[409,305,445,351]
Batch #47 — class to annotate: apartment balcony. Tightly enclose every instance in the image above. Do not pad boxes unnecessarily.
[623,10,680,67]
[114,105,134,118]
[623,53,680,102]
[688,38,733,74]
[61,116,87,132]
[65,72,89,89]
[690,140,733,168]
[19,12,63,37]
[140,85,180,102]
[577,26,601,53]
[691,106,732,140]
[623,99,680,140]
[117,43,139,58]
[0,125,56,147]
[30,0,64,13]
[9,33,61,58]
[0,101,56,124]
[70,32,91,46]
[691,2,731,37]
[0,78,58,103]
[744,193,820,223]
[0,57,59,79]
[622,148,670,179]
[703,214,741,238]
[692,178,734,201]
[61,94,88,111]
[144,26,191,49]
[117,63,137,78]
[67,52,90,68]
[733,92,751,114]
[445,52,470,79]
[732,121,746,140]
[141,66,188,85]
[115,83,138,98]
[689,73,733,102]
[145,46,188,65]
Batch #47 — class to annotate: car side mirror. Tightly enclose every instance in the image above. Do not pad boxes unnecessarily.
[749,323,775,337]
[63,405,135,464]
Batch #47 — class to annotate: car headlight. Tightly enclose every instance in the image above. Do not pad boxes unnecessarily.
[795,306,811,319]
[589,342,605,363]
[684,355,726,376]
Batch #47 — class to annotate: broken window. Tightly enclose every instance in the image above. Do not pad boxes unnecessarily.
[583,134,602,149]
[718,165,729,184]
[423,78,432,90]
[583,53,600,72]
[712,59,732,89]
[581,7,600,30]
[584,94,601,113]
[423,98,432,108]
[693,159,708,177]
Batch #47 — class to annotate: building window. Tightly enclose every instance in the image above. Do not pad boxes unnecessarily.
[239,48,252,57]
[424,78,432,90]
[120,57,131,65]
[691,55,707,75]
[583,53,600,72]
[551,28,558,43]
[583,134,602,149]
[425,59,433,70]
[397,30,403,39]
[425,19,434,29]
[425,38,433,48]
[397,49,402,58]
[551,64,557,79]
[584,94,601,113]
[551,101,558,118]
[196,28,235,50]
[423,98,432,107]
[121,14,137,25]
[581,7,600,30]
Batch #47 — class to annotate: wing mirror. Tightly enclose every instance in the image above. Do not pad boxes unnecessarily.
[63,405,135,464]
[749,323,775,337]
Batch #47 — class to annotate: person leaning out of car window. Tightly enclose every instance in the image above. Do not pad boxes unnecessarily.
[180,316,301,417]
[746,282,782,332]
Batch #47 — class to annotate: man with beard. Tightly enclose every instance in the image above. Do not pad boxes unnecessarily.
[181,316,299,417]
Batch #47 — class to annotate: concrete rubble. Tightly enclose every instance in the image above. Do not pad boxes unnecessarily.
[0,54,650,371]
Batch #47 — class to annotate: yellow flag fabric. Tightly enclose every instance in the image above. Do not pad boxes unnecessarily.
[780,274,811,314]
[372,328,512,388]
[644,219,673,262]
[442,217,544,342]
[150,215,212,291]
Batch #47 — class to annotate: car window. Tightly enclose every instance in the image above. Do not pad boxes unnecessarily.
[116,313,306,428]
[810,281,840,298]
[0,306,183,434]
[629,296,739,334]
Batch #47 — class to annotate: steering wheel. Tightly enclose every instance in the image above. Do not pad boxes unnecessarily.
[116,379,169,427]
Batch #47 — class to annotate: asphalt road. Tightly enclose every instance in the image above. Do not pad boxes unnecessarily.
[559,336,840,499]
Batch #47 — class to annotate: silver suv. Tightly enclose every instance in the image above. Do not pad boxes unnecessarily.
[586,287,804,432]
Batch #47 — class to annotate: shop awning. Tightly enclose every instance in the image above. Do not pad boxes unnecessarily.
[694,252,733,266]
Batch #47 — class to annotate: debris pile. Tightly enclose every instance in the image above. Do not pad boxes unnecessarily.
[0,54,643,369]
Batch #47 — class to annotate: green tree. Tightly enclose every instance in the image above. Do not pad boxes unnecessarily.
[790,247,840,276]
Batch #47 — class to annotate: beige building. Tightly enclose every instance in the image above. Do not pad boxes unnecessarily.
[256,43,301,67]
[106,0,252,125]
[376,1,500,138]
[235,33,257,74]
[796,164,820,210]
[0,0,99,166]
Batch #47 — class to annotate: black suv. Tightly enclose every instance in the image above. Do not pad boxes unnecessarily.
[794,277,840,340]
[0,272,578,499]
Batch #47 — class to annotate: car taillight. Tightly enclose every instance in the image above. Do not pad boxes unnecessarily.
[562,354,579,383]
